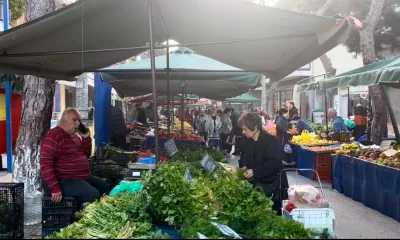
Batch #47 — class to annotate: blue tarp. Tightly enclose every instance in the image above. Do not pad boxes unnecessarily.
[94,72,112,147]
[333,154,400,222]
[292,144,316,180]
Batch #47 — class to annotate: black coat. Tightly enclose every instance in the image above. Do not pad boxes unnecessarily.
[241,131,289,209]
[289,106,299,119]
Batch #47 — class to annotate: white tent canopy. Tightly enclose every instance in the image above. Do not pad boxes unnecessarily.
[0,0,349,81]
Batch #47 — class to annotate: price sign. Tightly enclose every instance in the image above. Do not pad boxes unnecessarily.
[211,222,242,239]
[201,153,216,172]
[380,140,392,151]
[164,139,178,157]
[184,167,193,183]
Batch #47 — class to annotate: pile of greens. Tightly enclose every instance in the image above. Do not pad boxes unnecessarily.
[49,144,315,239]
[47,191,169,239]
[142,161,313,239]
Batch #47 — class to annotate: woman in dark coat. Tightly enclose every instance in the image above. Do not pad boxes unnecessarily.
[275,108,290,163]
[239,112,289,215]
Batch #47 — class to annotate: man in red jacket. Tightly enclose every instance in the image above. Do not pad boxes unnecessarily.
[40,109,108,205]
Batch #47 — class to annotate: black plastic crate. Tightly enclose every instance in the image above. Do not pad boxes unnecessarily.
[42,228,61,239]
[0,183,24,239]
[91,161,129,180]
[42,197,77,231]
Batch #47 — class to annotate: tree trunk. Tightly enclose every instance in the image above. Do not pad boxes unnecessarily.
[369,85,387,144]
[360,0,384,65]
[359,0,385,144]
[12,0,63,189]
[266,80,280,117]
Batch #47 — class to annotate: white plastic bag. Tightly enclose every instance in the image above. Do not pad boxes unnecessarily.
[287,185,329,208]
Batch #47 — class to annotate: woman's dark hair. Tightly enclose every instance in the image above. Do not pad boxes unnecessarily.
[238,112,262,131]
[292,115,301,121]
[223,107,232,114]
[264,114,271,120]
[278,108,288,116]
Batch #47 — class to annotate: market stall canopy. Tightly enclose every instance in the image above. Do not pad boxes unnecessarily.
[100,47,262,100]
[225,93,261,103]
[297,56,400,93]
[129,93,199,103]
[0,0,348,81]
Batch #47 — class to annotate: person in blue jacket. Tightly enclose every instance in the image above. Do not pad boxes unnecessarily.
[328,108,349,133]
[292,115,313,134]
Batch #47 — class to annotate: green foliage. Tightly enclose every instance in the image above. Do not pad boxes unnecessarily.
[47,191,169,239]
[281,0,400,56]
[10,0,25,26]
[179,218,231,239]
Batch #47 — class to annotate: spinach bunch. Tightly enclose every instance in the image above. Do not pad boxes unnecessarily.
[142,162,207,225]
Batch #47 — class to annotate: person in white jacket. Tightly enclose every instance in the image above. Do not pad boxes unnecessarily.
[205,108,222,148]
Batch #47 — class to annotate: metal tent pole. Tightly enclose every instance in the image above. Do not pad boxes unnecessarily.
[325,89,329,136]
[148,0,159,162]
[180,81,185,136]
[166,39,171,137]
[3,0,13,173]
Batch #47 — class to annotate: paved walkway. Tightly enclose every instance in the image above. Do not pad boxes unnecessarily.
[228,155,400,239]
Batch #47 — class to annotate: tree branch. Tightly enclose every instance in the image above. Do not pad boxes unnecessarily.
[317,0,334,16]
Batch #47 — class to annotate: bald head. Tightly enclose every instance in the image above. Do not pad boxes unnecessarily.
[59,109,81,135]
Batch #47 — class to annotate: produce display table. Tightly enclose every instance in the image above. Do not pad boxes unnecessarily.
[144,136,206,149]
[292,144,341,181]
[333,154,400,222]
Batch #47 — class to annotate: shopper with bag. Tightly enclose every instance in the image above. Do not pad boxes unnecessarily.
[275,108,293,164]
[195,109,209,142]
[220,107,233,156]
[238,112,289,214]
[205,108,222,149]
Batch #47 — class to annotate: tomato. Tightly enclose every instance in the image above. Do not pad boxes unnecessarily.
[285,202,296,213]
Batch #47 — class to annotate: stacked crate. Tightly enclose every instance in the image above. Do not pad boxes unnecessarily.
[313,153,332,181]
[0,183,24,239]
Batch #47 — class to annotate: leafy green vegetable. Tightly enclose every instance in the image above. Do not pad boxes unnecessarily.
[179,218,232,239]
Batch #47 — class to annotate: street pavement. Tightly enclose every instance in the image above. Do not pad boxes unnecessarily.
[228,155,400,239]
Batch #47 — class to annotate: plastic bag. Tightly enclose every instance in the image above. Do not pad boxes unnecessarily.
[109,180,144,197]
[138,155,156,164]
[344,118,356,129]
[287,185,329,208]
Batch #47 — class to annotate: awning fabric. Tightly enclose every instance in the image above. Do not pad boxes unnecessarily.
[100,47,262,100]
[129,93,199,103]
[225,93,260,103]
[0,0,348,81]
[296,56,400,93]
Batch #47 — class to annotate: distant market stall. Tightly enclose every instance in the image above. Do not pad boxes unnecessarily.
[296,56,400,222]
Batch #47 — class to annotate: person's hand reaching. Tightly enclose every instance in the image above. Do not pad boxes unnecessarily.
[52,192,63,203]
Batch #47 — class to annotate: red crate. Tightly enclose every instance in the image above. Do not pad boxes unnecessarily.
[315,153,332,167]
[313,164,332,181]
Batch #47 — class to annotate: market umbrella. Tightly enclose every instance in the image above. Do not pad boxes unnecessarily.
[225,93,260,103]
[99,47,261,100]
[296,55,400,92]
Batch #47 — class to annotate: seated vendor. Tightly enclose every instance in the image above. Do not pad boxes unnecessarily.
[328,108,349,134]
[292,115,313,134]
[41,109,109,206]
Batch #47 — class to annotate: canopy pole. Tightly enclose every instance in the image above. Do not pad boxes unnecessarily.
[366,90,372,144]
[166,39,171,137]
[325,89,329,136]
[3,0,12,173]
[148,0,159,162]
[181,82,185,136]
[347,87,350,118]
